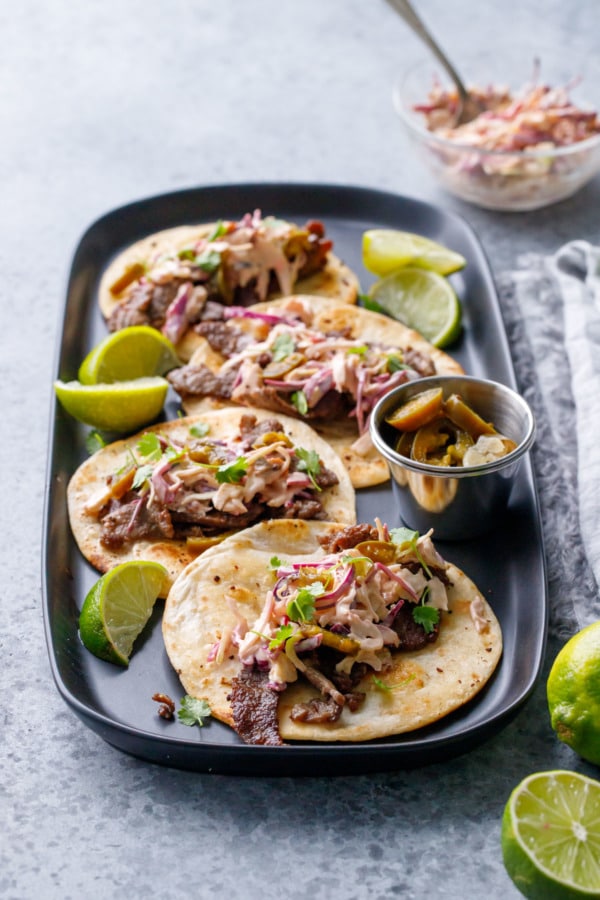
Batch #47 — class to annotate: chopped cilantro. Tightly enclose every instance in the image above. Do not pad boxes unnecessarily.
[412,604,440,634]
[372,676,392,692]
[286,582,325,623]
[386,354,408,373]
[132,464,154,490]
[177,248,196,261]
[269,623,294,650]
[177,695,212,727]
[360,294,384,313]
[272,332,295,362]
[215,456,247,484]
[189,421,211,438]
[291,390,308,416]
[269,555,284,571]
[85,430,107,454]
[194,249,221,273]
[206,220,228,241]
[390,527,432,577]
[136,432,162,461]
[347,345,368,356]
[294,447,322,491]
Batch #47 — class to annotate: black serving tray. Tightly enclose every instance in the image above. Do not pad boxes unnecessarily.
[43,183,547,775]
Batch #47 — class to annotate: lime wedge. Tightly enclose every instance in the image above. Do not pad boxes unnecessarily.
[501,770,600,899]
[79,561,168,666]
[368,267,462,347]
[78,326,181,385]
[54,376,169,433]
[363,229,466,277]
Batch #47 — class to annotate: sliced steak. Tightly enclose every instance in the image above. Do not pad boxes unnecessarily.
[290,696,342,724]
[392,601,440,651]
[167,362,237,400]
[318,523,379,554]
[228,666,283,746]
[195,320,253,357]
[99,495,174,548]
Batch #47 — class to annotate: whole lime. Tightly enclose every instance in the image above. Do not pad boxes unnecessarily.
[547,621,600,766]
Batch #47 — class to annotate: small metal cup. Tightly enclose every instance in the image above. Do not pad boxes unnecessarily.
[370,375,536,540]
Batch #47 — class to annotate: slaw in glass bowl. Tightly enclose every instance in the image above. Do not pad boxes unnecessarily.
[393,53,600,211]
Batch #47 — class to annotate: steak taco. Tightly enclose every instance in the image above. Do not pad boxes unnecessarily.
[167,294,464,488]
[99,212,359,362]
[67,409,355,594]
[162,519,502,744]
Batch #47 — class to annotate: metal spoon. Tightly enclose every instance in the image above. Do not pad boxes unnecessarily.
[386,0,481,125]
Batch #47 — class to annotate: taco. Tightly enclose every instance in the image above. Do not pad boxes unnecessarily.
[167,294,464,488]
[98,212,359,362]
[67,409,355,594]
[162,519,502,744]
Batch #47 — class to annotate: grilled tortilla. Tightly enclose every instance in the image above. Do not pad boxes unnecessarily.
[67,409,355,595]
[168,294,464,488]
[98,214,359,362]
[162,519,502,743]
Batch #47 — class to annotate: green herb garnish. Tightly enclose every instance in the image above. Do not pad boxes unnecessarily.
[132,464,154,490]
[189,422,211,438]
[215,456,248,484]
[206,220,228,241]
[347,345,368,356]
[412,604,440,634]
[294,447,322,491]
[178,695,212,727]
[390,527,432,577]
[291,390,308,416]
[286,582,325,623]
[136,432,162,461]
[269,623,294,650]
[272,332,295,362]
[386,354,408,373]
[85,430,107,455]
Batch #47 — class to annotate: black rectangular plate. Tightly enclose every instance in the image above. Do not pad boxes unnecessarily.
[43,183,547,775]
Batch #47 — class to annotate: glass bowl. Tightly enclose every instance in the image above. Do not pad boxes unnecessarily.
[393,52,600,211]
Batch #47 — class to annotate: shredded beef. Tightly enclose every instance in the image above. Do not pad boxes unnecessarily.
[290,696,342,724]
[170,501,266,532]
[195,320,253,357]
[239,414,286,446]
[167,362,236,400]
[279,498,324,519]
[392,601,440,651]
[403,346,436,377]
[228,666,283,746]
[99,495,174,548]
[318,523,379,554]
[107,281,181,333]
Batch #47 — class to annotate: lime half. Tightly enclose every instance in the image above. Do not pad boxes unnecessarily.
[368,267,462,347]
[78,326,181,385]
[501,770,600,899]
[79,561,168,666]
[363,229,466,277]
[54,376,169,433]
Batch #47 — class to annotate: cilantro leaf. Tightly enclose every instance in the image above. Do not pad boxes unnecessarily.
[136,432,162,461]
[291,390,308,416]
[294,447,322,491]
[177,695,212,727]
[286,582,325,623]
[194,249,221,273]
[390,527,419,550]
[386,354,408,373]
[269,555,284,571]
[412,604,440,634]
[269,623,294,650]
[390,527,432,577]
[216,456,247,484]
[272,332,295,362]
[85,430,107,455]
[189,422,210,438]
[132,464,154,490]
[360,294,384,313]
[347,344,368,356]
[206,220,228,241]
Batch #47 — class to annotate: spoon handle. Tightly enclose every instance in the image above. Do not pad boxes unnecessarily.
[386,0,469,104]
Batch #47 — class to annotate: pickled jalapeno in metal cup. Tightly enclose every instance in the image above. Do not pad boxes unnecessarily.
[370,376,536,540]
